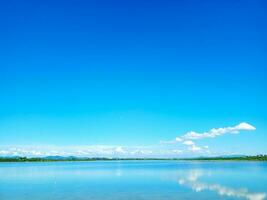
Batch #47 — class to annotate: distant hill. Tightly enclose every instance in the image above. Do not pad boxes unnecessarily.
[216,155,246,158]
[43,156,78,160]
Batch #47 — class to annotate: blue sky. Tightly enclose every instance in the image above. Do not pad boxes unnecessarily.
[0,0,266,157]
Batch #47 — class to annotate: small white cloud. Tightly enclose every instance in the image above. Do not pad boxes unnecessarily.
[235,122,256,131]
[180,140,203,152]
[183,140,195,146]
[190,145,202,152]
[115,146,126,154]
[0,150,9,155]
[176,137,183,142]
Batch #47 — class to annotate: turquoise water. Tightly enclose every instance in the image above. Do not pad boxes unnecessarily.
[0,161,266,200]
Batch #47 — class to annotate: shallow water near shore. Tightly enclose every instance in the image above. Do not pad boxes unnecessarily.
[0,161,266,200]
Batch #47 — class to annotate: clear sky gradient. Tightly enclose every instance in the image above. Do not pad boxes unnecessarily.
[0,0,266,157]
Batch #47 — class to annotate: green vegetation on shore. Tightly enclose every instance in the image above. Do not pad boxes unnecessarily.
[0,155,267,162]
[184,155,267,161]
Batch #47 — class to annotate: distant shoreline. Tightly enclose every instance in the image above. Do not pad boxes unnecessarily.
[0,155,266,162]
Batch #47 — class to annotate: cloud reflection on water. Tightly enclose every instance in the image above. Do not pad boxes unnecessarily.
[178,170,266,200]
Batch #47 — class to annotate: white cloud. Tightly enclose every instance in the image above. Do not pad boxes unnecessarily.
[181,140,207,152]
[235,122,256,130]
[0,145,181,158]
[0,150,9,155]
[183,140,195,146]
[164,122,256,144]
[161,122,255,154]
[0,122,256,158]
[175,137,183,142]
[183,122,256,140]
[115,146,126,154]
[190,145,202,152]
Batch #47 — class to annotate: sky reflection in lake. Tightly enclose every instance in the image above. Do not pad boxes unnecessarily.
[0,161,266,200]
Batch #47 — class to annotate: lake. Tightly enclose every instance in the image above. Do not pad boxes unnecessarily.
[0,161,266,200]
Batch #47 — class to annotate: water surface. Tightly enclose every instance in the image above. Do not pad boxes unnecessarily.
[0,161,266,200]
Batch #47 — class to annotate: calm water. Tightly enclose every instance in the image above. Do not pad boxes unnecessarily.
[0,161,266,200]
